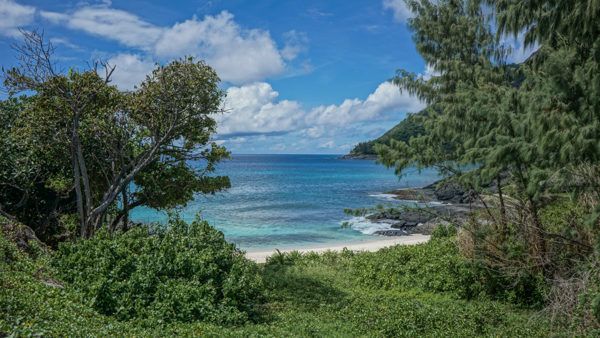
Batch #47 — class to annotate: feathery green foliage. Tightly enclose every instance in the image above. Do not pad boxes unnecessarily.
[376,0,600,275]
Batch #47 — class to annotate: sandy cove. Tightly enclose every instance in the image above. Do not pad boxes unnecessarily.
[245,234,430,263]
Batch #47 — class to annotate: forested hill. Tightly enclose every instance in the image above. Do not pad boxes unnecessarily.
[345,110,425,158]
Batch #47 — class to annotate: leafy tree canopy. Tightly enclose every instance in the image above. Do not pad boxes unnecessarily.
[1,32,231,243]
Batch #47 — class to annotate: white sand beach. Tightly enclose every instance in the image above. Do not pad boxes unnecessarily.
[245,234,430,263]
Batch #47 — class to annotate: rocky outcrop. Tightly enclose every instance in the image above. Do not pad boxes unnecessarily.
[0,217,48,254]
[375,229,409,236]
[386,188,434,202]
[368,209,437,236]
[422,173,511,203]
[365,178,483,237]
[360,175,511,237]
[367,210,434,227]
[423,180,477,204]
[340,154,378,160]
[386,179,477,204]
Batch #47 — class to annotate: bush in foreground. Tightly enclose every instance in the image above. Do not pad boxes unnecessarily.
[266,236,481,299]
[3,224,596,336]
[51,216,264,325]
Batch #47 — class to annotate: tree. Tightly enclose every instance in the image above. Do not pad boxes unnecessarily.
[0,95,79,242]
[0,97,26,221]
[487,0,600,208]
[2,31,230,240]
[488,0,600,49]
[377,0,600,273]
[376,0,514,195]
[376,0,548,265]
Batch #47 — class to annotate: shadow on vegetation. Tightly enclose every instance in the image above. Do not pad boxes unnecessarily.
[262,264,348,311]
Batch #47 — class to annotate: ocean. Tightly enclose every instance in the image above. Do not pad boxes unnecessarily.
[130,154,439,250]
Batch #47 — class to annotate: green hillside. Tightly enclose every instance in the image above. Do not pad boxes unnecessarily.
[347,110,425,157]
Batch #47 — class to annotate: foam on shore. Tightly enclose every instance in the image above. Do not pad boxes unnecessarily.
[344,216,395,235]
[368,193,399,201]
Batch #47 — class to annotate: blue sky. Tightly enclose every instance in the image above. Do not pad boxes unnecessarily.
[0,0,429,154]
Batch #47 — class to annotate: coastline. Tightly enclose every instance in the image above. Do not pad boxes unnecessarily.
[244,234,430,263]
[243,178,467,263]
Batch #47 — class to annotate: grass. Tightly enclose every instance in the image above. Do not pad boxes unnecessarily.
[0,230,590,337]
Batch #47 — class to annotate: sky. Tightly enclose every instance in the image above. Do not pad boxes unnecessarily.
[1,0,429,154]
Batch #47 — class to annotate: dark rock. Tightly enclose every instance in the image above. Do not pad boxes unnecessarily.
[0,217,48,255]
[433,182,465,202]
[403,210,434,222]
[390,222,404,229]
[459,190,477,204]
[367,211,402,221]
[386,188,433,202]
[374,229,407,236]
[367,210,434,224]
[366,175,497,236]
[403,221,419,227]
[340,154,378,160]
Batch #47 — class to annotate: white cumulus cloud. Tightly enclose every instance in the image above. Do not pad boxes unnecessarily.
[280,30,308,61]
[40,6,162,50]
[218,81,424,138]
[106,54,156,90]
[219,82,305,136]
[0,0,35,37]
[154,12,286,84]
[306,81,424,126]
[39,4,299,85]
[383,0,413,23]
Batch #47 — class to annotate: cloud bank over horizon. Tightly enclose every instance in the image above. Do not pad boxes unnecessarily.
[218,80,425,142]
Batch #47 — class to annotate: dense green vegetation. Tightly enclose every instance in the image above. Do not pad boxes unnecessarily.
[51,216,264,325]
[348,110,425,157]
[4,220,596,337]
[373,0,600,333]
[1,0,600,336]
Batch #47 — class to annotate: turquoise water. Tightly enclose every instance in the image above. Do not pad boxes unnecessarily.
[131,154,439,250]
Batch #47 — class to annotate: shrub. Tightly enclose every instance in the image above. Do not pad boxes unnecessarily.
[568,261,600,332]
[458,221,549,308]
[0,229,584,336]
[454,199,599,310]
[267,236,550,308]
[592,294,600,322]
[347,238,482,299]
[265,238,482,299]
[52,216,264,324]
[431,223,457,239]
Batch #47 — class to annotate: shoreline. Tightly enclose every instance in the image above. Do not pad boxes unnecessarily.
[244,234,430,263]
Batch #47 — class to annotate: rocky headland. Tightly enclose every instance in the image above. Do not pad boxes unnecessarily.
[368,179,482,236]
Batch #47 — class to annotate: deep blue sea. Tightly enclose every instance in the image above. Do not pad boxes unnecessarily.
[131,154,439,250]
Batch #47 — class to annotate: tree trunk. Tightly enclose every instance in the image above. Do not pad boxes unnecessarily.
[76,135,93,235]
[110,198,145,232]
[528,198,547,269]
[71,124,86,238]
[86,137,164,233]
[70,112,94,237]
[497,175,507,239]
[121,186,129,231]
